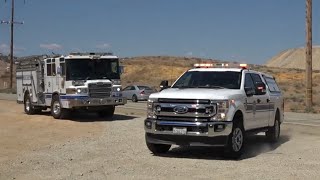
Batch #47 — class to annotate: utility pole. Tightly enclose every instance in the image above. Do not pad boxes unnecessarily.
[305,0,313,110]
[1,0,23,89]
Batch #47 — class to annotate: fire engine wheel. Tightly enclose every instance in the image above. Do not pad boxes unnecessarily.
[24,93,36,115]
[225,121,245,159]
[51,96,68,119]
[266,118,280,143]
[132,95,138,102]
[97,106,115,118]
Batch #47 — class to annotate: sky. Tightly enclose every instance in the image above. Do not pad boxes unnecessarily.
[0,0,320,64]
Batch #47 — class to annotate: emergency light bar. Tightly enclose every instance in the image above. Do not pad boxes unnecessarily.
[193,63,249,69]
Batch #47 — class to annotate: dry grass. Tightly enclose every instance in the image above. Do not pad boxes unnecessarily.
[0,56,319,113]
[121,57,320,113]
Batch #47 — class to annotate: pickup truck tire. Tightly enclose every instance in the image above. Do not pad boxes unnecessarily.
[225,121,245,159]
[97,106,115,118]
[24,93,36,115]
[145,135,171,154]
[266,118,280,143]
[51,95,68,119]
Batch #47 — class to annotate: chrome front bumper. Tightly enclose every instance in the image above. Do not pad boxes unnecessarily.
[144,119,233,137]
[65,97,127,108]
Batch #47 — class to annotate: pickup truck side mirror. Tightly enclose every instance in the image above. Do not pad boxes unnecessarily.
[160,80,169,91]
[255,82,267,95]
[245,87,255,97]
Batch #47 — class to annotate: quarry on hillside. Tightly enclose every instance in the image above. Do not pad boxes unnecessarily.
[266,47,320,70]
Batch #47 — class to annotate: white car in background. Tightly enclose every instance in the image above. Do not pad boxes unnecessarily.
[122,85,156,102]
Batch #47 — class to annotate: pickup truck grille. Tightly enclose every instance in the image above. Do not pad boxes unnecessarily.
[155,99,216,122]
[88,83,112,98]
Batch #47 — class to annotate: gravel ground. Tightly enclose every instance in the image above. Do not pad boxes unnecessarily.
[1,100,320,180]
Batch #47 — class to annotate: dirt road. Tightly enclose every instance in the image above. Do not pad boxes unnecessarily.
[0,100,320,180]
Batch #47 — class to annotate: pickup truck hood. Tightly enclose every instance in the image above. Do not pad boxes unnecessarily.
[150,88,243,100]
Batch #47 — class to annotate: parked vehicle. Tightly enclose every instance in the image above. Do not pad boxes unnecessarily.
[122,85,156,102]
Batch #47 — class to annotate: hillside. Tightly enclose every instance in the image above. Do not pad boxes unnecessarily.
[266,47,320,70]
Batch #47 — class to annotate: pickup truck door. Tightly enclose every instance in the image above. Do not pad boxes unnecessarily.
[244,73,257,130]
[250,73,270,128]
[262,75,283,126]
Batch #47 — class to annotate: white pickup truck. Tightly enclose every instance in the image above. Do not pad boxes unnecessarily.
[144,63,284,159]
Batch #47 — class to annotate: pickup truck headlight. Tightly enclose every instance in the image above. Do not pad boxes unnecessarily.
[211,100,230,121]
[147,98,157,119]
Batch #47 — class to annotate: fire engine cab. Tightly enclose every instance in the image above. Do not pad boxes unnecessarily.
[16,52,127,119]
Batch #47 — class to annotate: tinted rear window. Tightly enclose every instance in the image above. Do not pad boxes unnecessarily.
[264,77,281,92]
[138,86,152,90]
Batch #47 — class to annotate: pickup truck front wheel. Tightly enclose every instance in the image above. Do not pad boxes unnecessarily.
[225,121,245,159]
[145,134,171,154]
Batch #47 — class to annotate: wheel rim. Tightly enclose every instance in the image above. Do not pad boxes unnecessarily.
[132,95,136,101]
[53,101,61,115]
[232,128,243,152]
[25,98,30,112]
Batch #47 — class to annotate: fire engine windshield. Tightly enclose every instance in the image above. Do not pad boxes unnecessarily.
[66,59,120,81]
[172,71,242,89]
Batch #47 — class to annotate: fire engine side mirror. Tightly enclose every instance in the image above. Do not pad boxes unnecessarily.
[57,66,62,75]
[160,80,169,91]
[255,82,266,95]
[119,66,124,74]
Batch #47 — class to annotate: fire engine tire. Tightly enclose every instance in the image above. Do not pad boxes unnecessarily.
[24,93,36,115]
[97,106,115,118]
[225,121,245,160]
[132,95,138,102]
[146,141,171,155]
[51,96,68,119]
[266,118,280,143]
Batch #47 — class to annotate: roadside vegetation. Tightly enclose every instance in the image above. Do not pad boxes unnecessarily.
[0,56,319,113]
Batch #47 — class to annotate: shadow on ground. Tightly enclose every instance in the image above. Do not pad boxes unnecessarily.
[156,134,290,161]
[37,111,138,122]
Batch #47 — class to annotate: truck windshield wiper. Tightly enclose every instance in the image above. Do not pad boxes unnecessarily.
[197,85,226,89]
[174,85,196,89]
[102,76,113,82]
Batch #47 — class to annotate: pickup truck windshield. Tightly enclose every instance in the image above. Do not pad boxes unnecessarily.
[172,71,242,89]
[66,59,120,80]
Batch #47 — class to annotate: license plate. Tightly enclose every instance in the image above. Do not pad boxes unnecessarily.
[173,127,187,135]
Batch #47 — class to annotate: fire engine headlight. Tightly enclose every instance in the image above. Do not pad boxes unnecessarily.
[112,87,121,92]
[76,88,88,94]
[147,98,158,119]
[211,100,231,121]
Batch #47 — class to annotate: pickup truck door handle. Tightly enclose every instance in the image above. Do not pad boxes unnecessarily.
[257,99,261,103]
[267,99,270,103]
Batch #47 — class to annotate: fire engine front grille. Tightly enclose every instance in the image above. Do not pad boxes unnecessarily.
[88,83,112,98]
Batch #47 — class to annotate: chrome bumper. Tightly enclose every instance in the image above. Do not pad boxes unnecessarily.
[66,97,127,108]
[144,119,233,137]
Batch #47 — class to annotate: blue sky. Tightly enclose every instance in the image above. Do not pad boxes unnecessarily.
[0,0,319,64]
